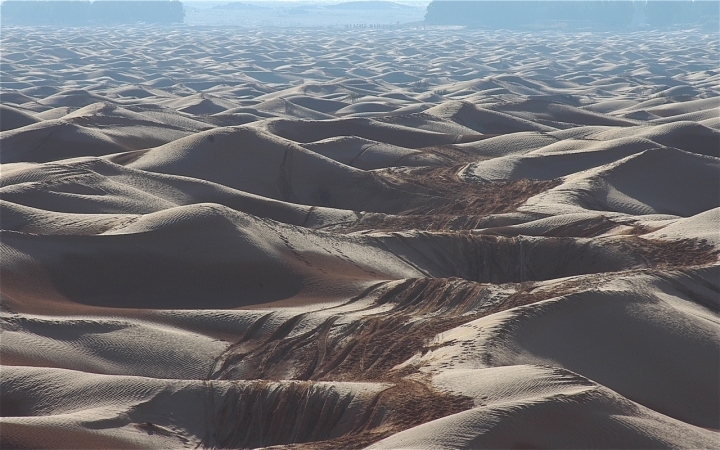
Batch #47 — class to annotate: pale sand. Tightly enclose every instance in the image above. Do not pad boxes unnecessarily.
[1,26,718,449]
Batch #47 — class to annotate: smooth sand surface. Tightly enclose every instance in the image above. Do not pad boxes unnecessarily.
[1,26,718,449]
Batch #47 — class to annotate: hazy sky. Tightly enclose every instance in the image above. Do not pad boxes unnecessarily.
[182,0,515,2]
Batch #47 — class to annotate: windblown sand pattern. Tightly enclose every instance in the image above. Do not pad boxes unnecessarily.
[1,26,719,449]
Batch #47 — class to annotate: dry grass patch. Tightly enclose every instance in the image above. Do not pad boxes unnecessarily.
[343,167,561,232]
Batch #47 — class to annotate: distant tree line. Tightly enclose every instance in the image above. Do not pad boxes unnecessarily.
[425,1,719,30]
[345,23,405,29]
[1,1,185,26]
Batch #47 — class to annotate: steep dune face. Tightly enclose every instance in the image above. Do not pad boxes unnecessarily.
[127,126,415,212]
[1,26,718,449]
[0,158,359,228]
[593,120,720,157]
[0,103,194,164]
[0,104,42,131]
[521,147,720,216]
[408,270,720,430]
[370,384,719,450]
[0,120,131,164]
[462,136,663,181]
[1,314,227,378]
[426,101,558,133]
[492,291,719,429]
[258,117,463,148]
[1,204,425,310]
[300,136,443,170]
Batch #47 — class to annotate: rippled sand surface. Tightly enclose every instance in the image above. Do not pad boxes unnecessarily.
[1,26,719,449]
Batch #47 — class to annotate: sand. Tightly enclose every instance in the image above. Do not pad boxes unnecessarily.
[1,25,719,449]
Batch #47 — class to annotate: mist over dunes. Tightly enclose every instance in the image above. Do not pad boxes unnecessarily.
[2,0,718,29]
[1,18,719,450]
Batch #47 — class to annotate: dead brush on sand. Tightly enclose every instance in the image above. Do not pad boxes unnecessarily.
[343,167,562,232]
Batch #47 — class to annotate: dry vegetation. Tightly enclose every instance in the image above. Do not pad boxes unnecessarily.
[342,167,562,232]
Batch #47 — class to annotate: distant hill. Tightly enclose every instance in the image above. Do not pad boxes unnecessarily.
[186,1,428,27]
[425,1,719,30]
[326,1,416,10]
[212,2,271,11]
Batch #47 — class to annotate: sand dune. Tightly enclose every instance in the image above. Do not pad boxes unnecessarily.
[1,313,227,378]
[592,120,720,157]
[411,269,720,428]
[426,101,556,134]
[0,103,194,163]
[0,200,137,235]
[258,117,464,148]
[1,25,718,449]
[371,382,718,449]
[644,208,720,245]
[493,98,638,127]
[1,157,360,227]
[462,136,662,181]
[0,104,41,131]
[521,147,719,216]
[301,136,443,170]
[126,126,432,212]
